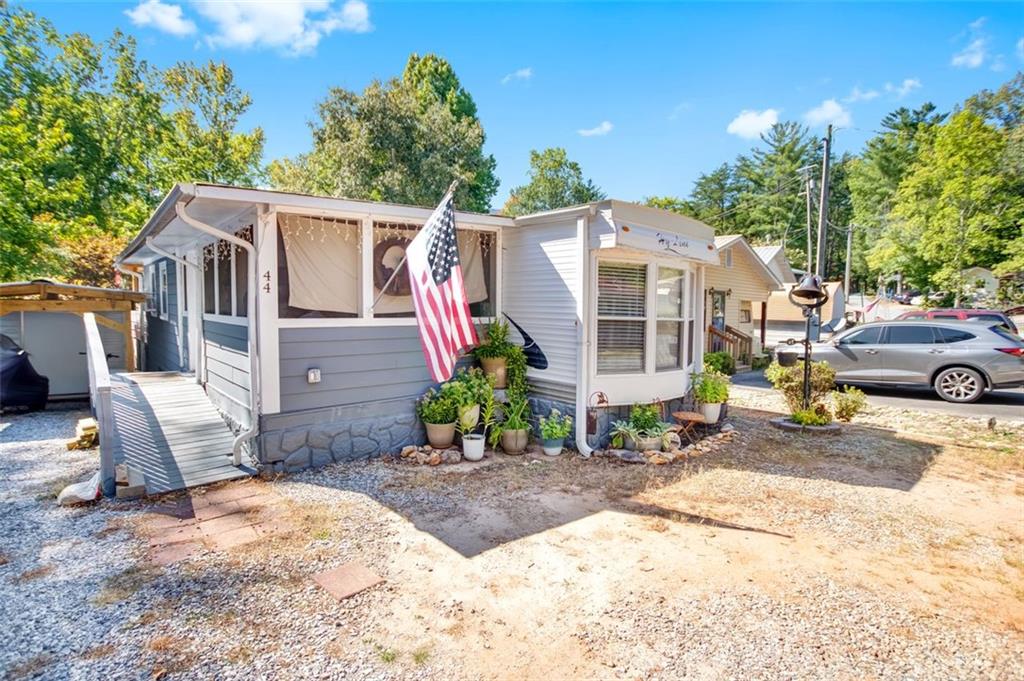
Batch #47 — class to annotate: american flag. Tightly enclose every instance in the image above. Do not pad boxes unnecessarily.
[405,189,478,381]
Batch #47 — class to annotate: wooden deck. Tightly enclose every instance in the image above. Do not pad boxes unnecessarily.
[110,372,254,494]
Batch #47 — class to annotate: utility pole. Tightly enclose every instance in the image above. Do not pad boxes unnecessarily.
[844,224,854,297]
[815,124,832,278]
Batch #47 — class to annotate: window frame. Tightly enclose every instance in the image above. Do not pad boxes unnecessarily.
[202,231,251,327]
[654,265,687,373]
[590,253,698,405]
[158,261,169,321]
[272,209,503,328]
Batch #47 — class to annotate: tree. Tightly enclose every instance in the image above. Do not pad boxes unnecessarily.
[268,54,498,212]
[503,148,605,216]
[643,195,693,215]
[888,111,1021,304]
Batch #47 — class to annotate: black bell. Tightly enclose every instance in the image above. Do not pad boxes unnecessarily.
[790,274,827,305]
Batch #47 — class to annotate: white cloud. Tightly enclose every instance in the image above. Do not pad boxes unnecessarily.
[125,0,196,37]
[951,17,989,68]
[725,109,778,139]
[1017,37,1024,61]
[501,67,532,85]
[803,99,851,128]
[668,101,692,121]
[194,0,371,56]
[884,78,922,99]
[843,86,880,103]
[578,121,613,137]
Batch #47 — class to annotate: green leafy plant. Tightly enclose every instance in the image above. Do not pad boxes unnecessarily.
[703,351,736,375]
[831,385,867,422]
[441,367,493,408]
[751,354,771,371]
[473,319,512,359]
[489,394,532,448]
[504,345,528,401]
[417,388,457,424]
[692,370,730,404]
[765,360,836,414]
[790,404,833,426]
[609,420,639,449]
[539,409,573,440]
[460,389,496,438]
[629,403,661,433]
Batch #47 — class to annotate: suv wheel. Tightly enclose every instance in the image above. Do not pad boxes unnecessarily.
[933,367,985,403]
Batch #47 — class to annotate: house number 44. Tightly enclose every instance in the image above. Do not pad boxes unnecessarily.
[263,270,272,293]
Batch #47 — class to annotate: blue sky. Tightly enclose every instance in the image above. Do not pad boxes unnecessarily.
[35,1,1024,208]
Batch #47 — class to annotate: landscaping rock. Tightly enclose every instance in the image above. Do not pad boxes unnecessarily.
[607,448,646,464]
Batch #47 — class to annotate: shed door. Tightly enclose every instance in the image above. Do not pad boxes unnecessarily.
[20,312,125,397]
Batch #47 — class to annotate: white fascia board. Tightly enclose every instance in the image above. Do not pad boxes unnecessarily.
[608,220,719,264]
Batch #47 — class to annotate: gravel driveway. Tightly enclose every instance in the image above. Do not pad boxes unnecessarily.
[1,400,1022,680]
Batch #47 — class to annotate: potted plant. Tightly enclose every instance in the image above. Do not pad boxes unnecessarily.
[629,403,663,451]
[692,369,730,423]
[539,409,572,456]
[461,390,496,462]
[473,320,512,389]
[492,395,531,455]
[442,367,493,432]
[417,388,457,449]
[609,420,640,450]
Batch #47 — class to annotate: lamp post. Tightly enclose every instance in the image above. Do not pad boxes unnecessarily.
[788,274,830,410]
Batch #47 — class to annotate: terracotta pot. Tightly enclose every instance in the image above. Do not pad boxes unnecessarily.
[500,428,529,455]
[480,357,507,389]
[425,422,456,449]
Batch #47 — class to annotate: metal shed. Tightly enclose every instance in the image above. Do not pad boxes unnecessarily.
[0,281,146,398]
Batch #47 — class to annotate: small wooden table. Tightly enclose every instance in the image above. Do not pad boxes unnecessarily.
[672,411,706,444]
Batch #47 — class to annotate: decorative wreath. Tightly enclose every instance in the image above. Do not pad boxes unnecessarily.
[373,237,412,296]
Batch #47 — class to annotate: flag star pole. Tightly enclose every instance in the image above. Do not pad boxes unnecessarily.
[369,179,461,312]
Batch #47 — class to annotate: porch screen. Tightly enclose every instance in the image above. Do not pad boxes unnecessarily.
[596,262,646,374]
[279,215,361,315]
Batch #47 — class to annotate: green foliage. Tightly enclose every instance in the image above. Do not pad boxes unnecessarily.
[489,394,531,448]
[503,148,605,216]
[703,351,736,376]
[267,53,498,213]
[504,345,528,402]
[692,370,730,404]
[765,360,836,414]
[0,6,264,283]
[629,403,661,433]
[751,354,771,371]
[609,420,640,449]
[830,385,867,422]
[417,388,457,425]
[790,404,833,426]
[441,367,493,409]
[539,409,572,441]
[473,320,512,359]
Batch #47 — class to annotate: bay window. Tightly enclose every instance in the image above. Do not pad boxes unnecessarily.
[655,267,685,371]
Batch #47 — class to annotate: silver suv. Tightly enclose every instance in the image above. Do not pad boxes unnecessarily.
[804,320,1024,403]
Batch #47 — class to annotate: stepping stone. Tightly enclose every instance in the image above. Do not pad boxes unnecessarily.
[313,562,384,601]
[149,541,203,566]
[206,525,260,551]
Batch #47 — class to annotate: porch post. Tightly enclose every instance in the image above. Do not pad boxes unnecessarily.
[760,301,767,347]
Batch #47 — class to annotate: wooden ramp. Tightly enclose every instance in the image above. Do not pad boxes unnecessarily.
[110,372,254,494]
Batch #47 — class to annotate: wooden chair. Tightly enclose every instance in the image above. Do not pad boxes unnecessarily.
[671,411,706,444]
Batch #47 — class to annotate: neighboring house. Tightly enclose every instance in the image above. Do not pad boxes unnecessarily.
[763,280,847,348]
[753,244,797,284]
[705,235,783,363]
[114,184,719,470]
[961,266,998,299]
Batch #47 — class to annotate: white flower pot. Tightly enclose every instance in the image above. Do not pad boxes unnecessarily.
[701,402,723,423]
[542,438,564,456]
[462,434,486,461]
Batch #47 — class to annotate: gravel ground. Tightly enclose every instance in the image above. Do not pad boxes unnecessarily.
[1,401,1022,680]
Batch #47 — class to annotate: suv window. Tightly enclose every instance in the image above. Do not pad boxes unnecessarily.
[935,327,975,343]
[885,325,939,344]
[991,325,1024,345]
[839,327,882,345]
[972,314,1005,323]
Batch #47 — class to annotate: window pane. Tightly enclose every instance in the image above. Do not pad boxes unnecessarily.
[217,242,232,315]
[181,264,188,312]
[840,326,882,345]
[466,231,495,318]
[936,327,975,343]
[886,325,938,344]
[234,243,248,317]
[598,262,646,317]
[656,321,683,371]
[657,267,684,318]
[686,319,694,367]
[203,245,215,314]
[597,320,645,374]
[278,215,359,319]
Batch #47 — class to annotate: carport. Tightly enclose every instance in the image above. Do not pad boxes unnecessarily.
[0,280,146,398]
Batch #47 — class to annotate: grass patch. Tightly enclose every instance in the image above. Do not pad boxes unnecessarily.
[81,643,116,660]
[374,643,397,663]
[147,635,180,653]
[312,527,332,541]
[225,645,253,665]
[15,564,54,582]
[93,565,160,606]
[412,646,431,665]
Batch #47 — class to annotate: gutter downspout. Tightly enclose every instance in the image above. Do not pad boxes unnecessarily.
[175,201,260,467]
[574,210,595,458]
[116,264,146,371]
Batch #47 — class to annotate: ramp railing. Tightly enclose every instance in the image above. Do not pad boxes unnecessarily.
[83,313,116,496]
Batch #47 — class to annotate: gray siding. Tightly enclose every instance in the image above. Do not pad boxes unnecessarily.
[144,258,185,372]
[0,313,22,346]
[204,318,250,426]
[278,325,436,413]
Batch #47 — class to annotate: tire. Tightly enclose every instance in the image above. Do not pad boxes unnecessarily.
[933,367,985,403]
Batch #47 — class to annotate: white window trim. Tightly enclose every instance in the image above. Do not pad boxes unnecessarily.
[272,209,502,328]
[590,252,698,406]
[655,265,687,373]
[202,234,249,324]
[158,261,169,321]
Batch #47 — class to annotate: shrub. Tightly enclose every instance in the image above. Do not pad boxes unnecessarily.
[692,370,730,404]
[831,385,867,422]
[704,351,736,375]
[765,360,836,414]
[473,320,512,359]
[440,367,493,408]
[417,388,457,424]
[751,354,771,371]
[791,404,833,426]
[629,403,661,432]
[539,409,572,440]
[504,345,528,401]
